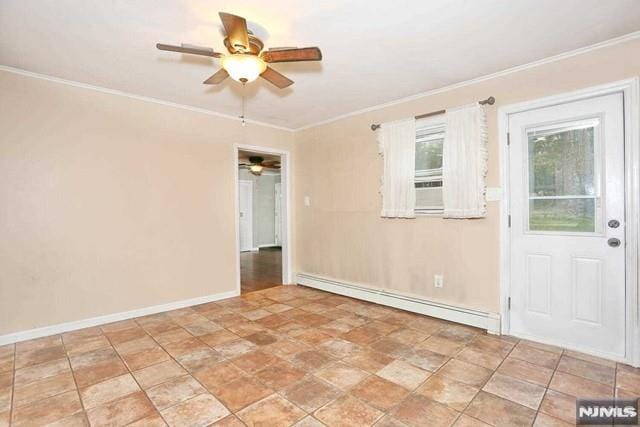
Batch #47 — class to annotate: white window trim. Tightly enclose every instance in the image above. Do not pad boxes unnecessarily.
[415,115,446,215]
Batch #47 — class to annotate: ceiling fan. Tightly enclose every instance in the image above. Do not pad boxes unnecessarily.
[156,12,322,89]
[239,156,280,176]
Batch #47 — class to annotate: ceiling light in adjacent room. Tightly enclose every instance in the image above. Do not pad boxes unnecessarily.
[249,164,263,176]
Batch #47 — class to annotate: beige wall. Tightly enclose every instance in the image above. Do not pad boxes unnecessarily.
[0,71,293,335]
[293,38,640,314]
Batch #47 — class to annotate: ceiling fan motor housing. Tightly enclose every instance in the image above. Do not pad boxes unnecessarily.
[249,156,264,164]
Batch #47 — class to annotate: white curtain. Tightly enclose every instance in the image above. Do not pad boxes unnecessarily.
[442,104,488,218]
[377,118,416,218]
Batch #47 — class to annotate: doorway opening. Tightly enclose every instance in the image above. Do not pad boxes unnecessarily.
[235,145,290,294]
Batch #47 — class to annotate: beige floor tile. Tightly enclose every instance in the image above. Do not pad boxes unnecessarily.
[238,394,305,427]
[199,329,240,347]
[556,355,615,386]
[315,395,384,427]
[454,414,491,426]
[283,376,341,413]
[14,357,70,386]
[12,390,83,427]
[175,347,224,372]
[244,331,279,346]
[132,359,187,389]
[14,344,66,369]
[212,376,273,411]
[401,348,449,372]
[153,328,193,345]
[417,336,465,357]
[533,412,574,427]
[539,389,576,424]
[497,357,554,387]
[193,361,245,391]
[437,359,493,388]
[64,335,111,356]
[465,391,536,427]
[104,326,148,345]
[466,336,515,359]
[80,373,140,409]
[230,349,280,374]
[211,414,246,426]
[351,375,410,411]
[183,320,223,336]
[319,337,361,359]
[482,372,546,410]
[254,360,306,390]
[548,371,613,398]
[121,346,171,371]
[343,350,394,373]
[146,374,206,410]
[46,411,90,426]
[13,371,76,408]
[161,337,209,359]
[562,349,616,368]
[377,360,431,390]
[416,374,479,411]
[509,342,560,369]
[315,361,370,391]
[126,412,167,427]
[616,364,640,394]
[15,335,62,353]
[291,350,335,372]
[86,391,155,426]
[387,328,430,346]
[342,326,385,345]
[214,339,257,358]
[393,394,459,427]
[73,357,129,389]
[369,338,412,358]
[374,415,411,427]
[455,347,504,370]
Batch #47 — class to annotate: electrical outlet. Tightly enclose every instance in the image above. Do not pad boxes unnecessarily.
[434,274,444,288]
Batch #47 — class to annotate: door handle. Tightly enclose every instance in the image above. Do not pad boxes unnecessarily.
[608,238,621,248]
[608,219,620,228]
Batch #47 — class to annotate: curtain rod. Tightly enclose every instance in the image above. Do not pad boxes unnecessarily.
[370,96,495,131]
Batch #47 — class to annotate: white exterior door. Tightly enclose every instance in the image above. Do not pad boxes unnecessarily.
[508,93,626,359]
[239,180,253,252]
[274,182,282,246]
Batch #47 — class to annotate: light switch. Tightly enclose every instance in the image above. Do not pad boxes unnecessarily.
[304,196,311,206]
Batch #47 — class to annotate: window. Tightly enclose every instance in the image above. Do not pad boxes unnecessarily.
[415,121,444,213]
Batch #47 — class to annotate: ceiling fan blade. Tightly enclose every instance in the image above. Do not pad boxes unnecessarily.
[260,67,294,89]
[156,43,221,58]
[203,68,229,84]
[219,12,250,51]
[262,47,322,63]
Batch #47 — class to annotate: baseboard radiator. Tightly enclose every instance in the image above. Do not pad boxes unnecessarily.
[297,273,500,335]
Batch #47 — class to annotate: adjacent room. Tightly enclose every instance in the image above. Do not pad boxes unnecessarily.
[238,149,285,293]
[1,1,640,426]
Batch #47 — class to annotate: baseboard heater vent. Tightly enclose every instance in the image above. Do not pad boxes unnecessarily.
[296,273,500,334]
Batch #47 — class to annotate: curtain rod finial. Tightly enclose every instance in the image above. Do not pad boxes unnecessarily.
[371,124,381,131]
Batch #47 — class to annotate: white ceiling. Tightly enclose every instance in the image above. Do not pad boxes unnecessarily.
[1,1,640,130]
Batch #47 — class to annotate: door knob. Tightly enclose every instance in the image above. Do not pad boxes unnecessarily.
[608,219,620,228]
[608,238,621,248]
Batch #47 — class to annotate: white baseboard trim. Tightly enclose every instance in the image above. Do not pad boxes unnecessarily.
[258,244,281,249]
[297,273,501,335]
[0,289,239,346]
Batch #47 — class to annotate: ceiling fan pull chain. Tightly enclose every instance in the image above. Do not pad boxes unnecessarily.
[240,82,246,127]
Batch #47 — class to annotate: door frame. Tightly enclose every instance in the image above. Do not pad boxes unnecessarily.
[498,78,640,366]
[234,144,292,295]
[238,179,254,252]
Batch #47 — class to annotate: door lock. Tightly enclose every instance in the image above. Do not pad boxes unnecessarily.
[608,219,620,228]
[608,238,621,248]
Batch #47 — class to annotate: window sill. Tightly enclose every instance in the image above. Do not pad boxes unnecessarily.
[415,209,444,217]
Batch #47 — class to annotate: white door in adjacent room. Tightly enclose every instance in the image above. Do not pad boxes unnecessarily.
[239,180,253,252]
[508,93,626,359]
[274,182,282,246]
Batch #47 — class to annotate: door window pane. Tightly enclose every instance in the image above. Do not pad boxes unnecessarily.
[528,125,595,197]
[529,198,595,232]
[526,120,600,233]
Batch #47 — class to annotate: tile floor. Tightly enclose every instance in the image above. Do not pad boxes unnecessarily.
[0,285,638,426]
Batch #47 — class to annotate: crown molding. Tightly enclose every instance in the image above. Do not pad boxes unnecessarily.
[3,30,640,133]
[0,65,294,132]
[293,30,640,132]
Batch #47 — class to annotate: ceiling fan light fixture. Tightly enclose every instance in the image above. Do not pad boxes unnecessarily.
[249,164,263,175]
[221,54,266,83]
